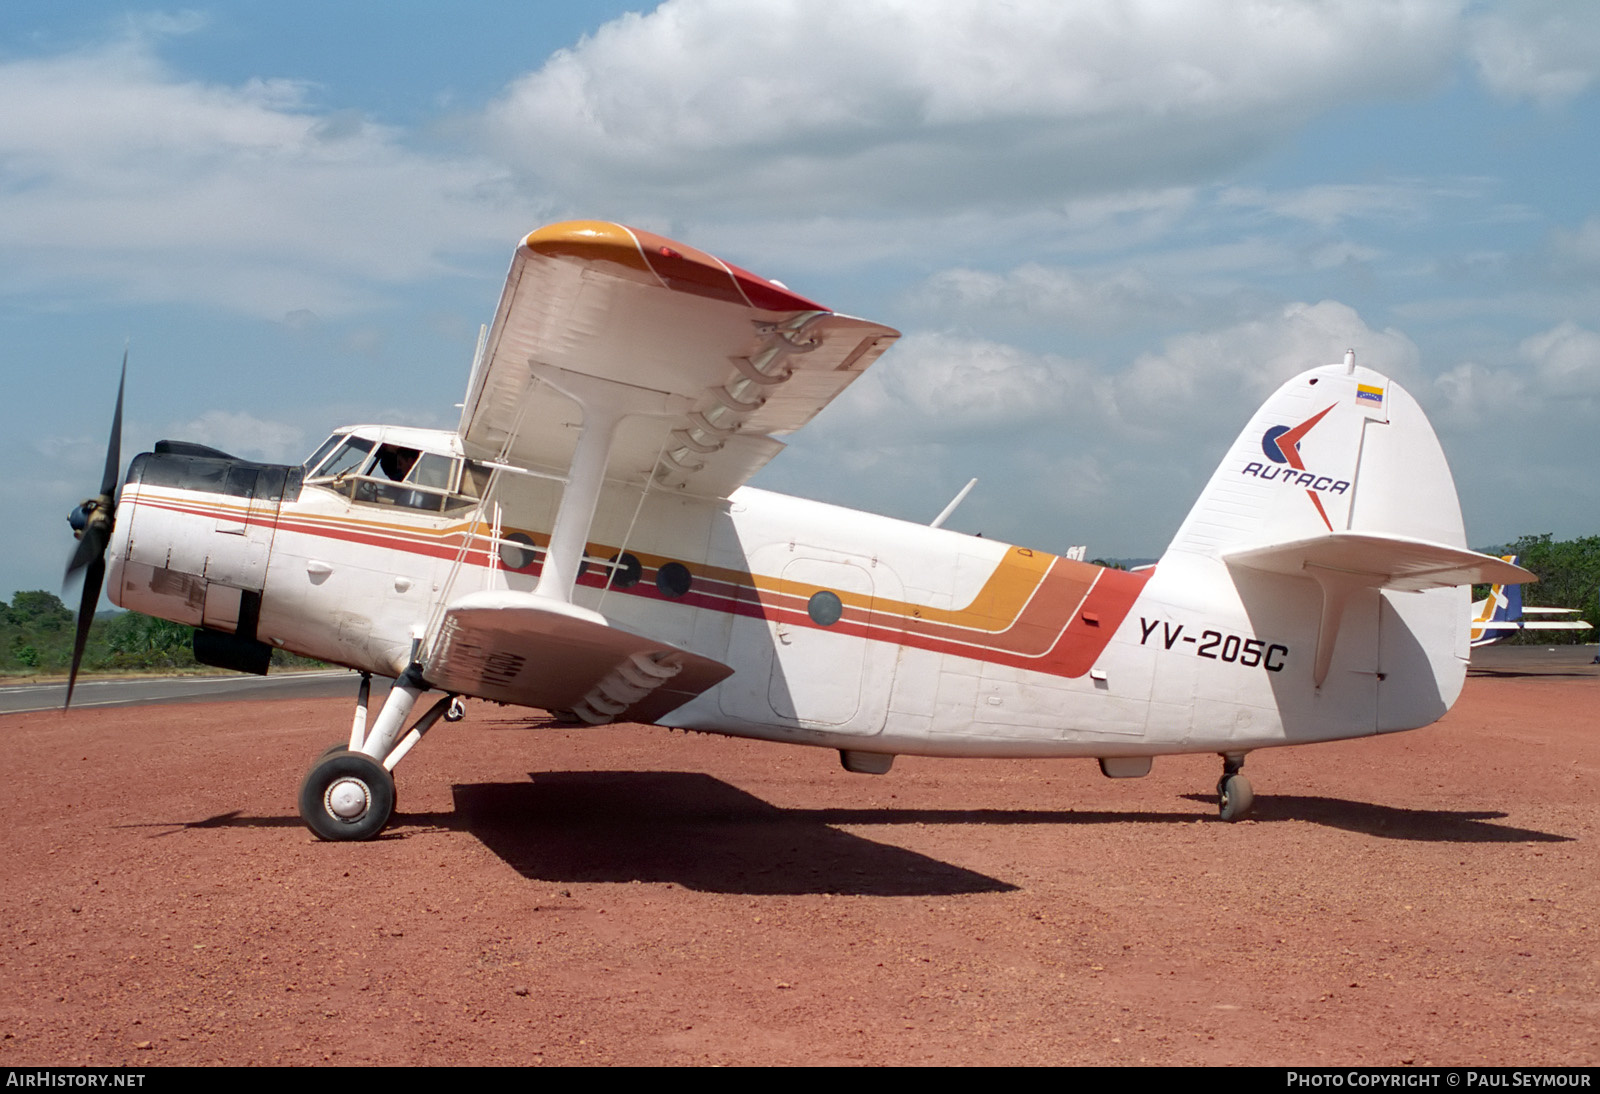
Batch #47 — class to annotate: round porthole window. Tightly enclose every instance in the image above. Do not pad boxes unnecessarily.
[607,553,642,588]
[807,590,844,626]
[656,561,692,598]
[499,532,539,572]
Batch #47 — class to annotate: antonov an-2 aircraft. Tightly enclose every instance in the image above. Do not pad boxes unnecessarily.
[64,220,1531,839]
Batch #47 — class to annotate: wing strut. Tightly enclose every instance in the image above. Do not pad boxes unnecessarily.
[530,365,689,605]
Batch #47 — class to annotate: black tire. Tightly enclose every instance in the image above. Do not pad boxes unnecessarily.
[1218,773,1254,821]
[298,749,395,841]
[317,742,348,760]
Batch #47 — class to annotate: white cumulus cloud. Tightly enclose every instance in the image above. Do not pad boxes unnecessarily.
[1522,321,1600,396]
[166,411,308,463]
[482,0,1462,215]
[0,30,519,317]
[1111,300,1422,433]
[1469,1,1600,106]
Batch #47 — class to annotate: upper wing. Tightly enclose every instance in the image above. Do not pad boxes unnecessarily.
[457,221,900,498]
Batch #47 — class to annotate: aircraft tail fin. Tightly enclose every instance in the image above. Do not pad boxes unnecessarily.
[1160,354,1529,708]
[1500,565,1525,622]
[1163,355,1480,562]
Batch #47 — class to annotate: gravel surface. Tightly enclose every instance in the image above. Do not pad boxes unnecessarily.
[1,654,1596,1066]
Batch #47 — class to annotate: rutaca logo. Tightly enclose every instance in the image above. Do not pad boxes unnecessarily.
[1261,424,1299,464]
[1261,407,1332,469]
[1241,405,1347,530]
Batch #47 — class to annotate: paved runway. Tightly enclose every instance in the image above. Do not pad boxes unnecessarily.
[1468,642,1600,674]
[0,669,365,714]
[3,644,1593,715]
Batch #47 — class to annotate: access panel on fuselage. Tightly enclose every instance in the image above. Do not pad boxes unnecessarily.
[717,543,899,736]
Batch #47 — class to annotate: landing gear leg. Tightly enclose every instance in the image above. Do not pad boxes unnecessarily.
[1216,752,1254,822]
[297,666,461,841]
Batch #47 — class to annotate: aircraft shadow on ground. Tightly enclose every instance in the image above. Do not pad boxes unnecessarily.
[122,774,1570,881]
[450,771,1016,897]
[1178,793,1572,843]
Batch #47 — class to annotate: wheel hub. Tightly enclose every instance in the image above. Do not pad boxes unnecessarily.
[325,776,371,821]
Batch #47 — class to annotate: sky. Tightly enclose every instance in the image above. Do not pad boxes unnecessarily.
[5,0,1600,603]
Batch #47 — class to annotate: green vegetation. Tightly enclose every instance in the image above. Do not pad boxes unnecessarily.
[1,592,321,676]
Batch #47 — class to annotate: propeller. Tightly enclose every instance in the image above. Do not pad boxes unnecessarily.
[63,351,126,709]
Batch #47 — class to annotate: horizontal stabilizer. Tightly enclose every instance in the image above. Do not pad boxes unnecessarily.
[1225,533,1532,592]
[425,591,733,724]
[1225,534,1534,687]
[1475,620,1592,631]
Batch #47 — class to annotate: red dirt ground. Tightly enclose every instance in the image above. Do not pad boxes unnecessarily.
[1,659,1596,1066]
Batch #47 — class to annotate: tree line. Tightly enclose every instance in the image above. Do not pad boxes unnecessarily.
[1,592,320,675]
[1480,533,1600,645]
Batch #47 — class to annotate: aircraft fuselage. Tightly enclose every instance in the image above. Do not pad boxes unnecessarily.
[107,417,1468,771]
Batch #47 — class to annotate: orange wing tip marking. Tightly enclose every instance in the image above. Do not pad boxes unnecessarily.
[521,220,654,277]
[521,220,825,314]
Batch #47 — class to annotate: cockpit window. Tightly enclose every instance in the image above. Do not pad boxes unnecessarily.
[302,434,344,477]
[407,452,456,492]
[313,437,375,480]
[374,444,422,483]
[305,439,492,516]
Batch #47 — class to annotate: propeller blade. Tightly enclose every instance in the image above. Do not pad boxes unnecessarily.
[100,350,126,498]
[64,351,127,711]
[65,554,105,710]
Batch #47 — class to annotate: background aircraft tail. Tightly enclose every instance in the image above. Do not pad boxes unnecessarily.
[1469,554,1591,646]
[1153,353,1526,736]
[1470,557,1523,646]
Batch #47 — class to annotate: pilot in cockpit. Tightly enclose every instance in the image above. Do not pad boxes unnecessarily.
[376,445,419,484]
[354,444,425,508]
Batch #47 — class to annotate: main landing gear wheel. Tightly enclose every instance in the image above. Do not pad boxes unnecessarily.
[298,749,395,841]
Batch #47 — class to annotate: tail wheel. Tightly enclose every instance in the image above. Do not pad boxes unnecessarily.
[1218,773,1254,821]
[298,749,395,841]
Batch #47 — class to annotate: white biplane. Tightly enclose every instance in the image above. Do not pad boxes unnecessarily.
[65,220,1531,839]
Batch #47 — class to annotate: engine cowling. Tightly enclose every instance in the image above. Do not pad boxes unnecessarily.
[108,443,302,673]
